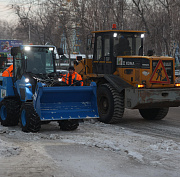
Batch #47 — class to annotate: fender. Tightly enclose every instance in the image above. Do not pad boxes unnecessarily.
[0,77,15,102]
[104,74,133,92]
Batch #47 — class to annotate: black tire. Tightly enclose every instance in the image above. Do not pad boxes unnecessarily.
[59,120,79,131]
[139,108,169,120]
[20,102,41,132]
[97,83,124,124]
[0,99,20,126]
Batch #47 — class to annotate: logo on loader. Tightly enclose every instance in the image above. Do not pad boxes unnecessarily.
[149,60,170,84]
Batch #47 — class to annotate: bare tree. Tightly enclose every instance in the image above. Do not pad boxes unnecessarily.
[0,20,15,39]
[7,0,180,59]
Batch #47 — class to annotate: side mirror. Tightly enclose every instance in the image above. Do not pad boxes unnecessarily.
[138,46,143,56]
[86,34,93,50]
[147,50,154,56]
[11,47,20,56]
[53,54,56,60]
[57,48,64,55]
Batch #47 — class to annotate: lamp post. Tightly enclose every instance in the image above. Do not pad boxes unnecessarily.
[28,21,30,43]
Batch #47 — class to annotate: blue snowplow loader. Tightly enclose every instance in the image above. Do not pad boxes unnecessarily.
[0,45,99,132]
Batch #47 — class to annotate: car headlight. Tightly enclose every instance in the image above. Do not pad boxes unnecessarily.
[24,46,31,51]
[25,78,30,83]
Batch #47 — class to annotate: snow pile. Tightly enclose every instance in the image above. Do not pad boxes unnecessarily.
[0,139,21,157]
[125,150,144,163]
[0,121,180,169]
[57,132,148,164]
[53,122,180,168]
[148,140,179,151]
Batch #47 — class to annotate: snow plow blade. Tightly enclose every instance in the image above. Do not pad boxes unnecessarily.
[33,82,99,121]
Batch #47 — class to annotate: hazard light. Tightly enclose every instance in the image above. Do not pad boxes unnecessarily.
[112,24,116,29]
[137,84,145,88]
[175,83,180,87]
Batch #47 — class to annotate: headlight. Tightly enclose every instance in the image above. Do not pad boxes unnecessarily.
[25,78,30,83]
[24,46,31,51]
[49,47,53,51]
[141,34,145,38]
[113,33,117,37]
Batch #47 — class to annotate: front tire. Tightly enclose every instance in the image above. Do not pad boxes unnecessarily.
[20,102,41,132]
[0,99,20,126]
[139,108,169,120]
[97,83,124,124]
[59,120,79,131]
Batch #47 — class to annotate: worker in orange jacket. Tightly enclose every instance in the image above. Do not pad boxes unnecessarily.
[2,64,13,77]
[62,66,83,86]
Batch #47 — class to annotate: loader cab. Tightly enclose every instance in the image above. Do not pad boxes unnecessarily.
[11,45,56,80]
[92,30,145,74]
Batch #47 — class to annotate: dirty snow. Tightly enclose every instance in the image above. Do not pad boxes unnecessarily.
[0,120,180,172]
[0,138,21,157]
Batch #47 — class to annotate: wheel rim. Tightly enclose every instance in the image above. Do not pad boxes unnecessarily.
[21,109,26,126]
[99,96,109,114]
[0,105,7,121]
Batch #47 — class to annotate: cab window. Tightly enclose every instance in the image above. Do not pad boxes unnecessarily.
[104,35,110,61]
[14,53,23,79]
[96,36,102,60]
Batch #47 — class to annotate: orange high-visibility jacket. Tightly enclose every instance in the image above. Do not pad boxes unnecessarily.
[62,71,83,86]
[2,65,13,77]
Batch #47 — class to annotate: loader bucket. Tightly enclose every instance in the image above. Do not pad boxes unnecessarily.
[33,82,99,121]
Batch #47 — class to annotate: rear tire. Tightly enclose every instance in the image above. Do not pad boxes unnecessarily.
[139,108,169,120]
[0,99,20,126]
[59,120,79,131]
[97,83,124,124]
[20,102,41,132]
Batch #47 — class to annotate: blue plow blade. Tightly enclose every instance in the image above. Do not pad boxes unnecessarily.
[33,82,99,121]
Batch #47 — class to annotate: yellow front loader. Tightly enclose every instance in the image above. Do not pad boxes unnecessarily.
[74,25,180,123]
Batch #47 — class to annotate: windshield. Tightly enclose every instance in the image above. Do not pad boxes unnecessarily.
[113,33,142,56]
[25,47,54,74]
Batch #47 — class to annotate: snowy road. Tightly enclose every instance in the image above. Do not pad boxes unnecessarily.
[0,107,180,177]
[118,107,180,141]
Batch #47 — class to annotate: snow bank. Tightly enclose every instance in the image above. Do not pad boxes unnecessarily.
[0,121,180,169]
[0,139,21,157]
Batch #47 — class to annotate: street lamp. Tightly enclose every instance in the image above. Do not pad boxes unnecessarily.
[28,22,30,43]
